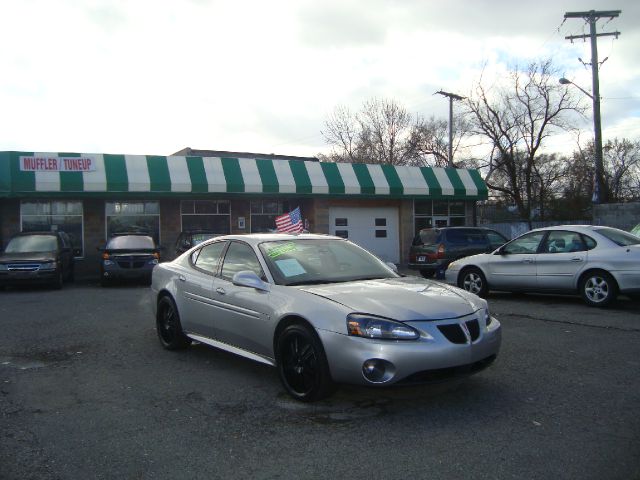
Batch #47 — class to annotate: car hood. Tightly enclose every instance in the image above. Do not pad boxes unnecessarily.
[0,251,56,263]
[300,277,480,321]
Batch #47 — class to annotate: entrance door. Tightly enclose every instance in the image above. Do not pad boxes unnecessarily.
[328,207,399,263]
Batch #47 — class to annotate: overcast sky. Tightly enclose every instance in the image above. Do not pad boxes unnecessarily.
[0,0,637,159]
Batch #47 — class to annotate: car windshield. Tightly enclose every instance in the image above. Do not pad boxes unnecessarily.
[259,239,398,286]
[106,235,155,249]
[595,227,640,246]
[5,235,57,253]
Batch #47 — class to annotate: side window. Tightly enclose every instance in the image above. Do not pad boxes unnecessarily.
[221,242,264,281]
[542,231,571,254]
[193,241,226,274]
[486,231,507,248]
[503,232,546,255]
[582,235,597,250]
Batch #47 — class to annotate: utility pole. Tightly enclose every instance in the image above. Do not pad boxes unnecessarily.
[435,90,465,168]
[564,9,621,204]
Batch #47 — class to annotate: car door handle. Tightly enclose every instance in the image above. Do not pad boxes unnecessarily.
[570,258,583,262]
[522,258,534,263]
[178,275,186,282]
[216,287,226,295]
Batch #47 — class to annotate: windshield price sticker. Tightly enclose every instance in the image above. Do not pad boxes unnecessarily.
[266,243,297,259]
[275,259,307,277]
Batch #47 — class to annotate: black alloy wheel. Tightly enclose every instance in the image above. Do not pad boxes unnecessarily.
[156,297,191,350]
[276,324,335,402]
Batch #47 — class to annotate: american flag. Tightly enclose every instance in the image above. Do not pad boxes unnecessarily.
[275,207,304,233]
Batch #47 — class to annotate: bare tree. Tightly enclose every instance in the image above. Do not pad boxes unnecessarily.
[322,98,472,167]
[466,59,586,225]
[603,138,640,202]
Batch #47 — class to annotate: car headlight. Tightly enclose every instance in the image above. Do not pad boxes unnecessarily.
[39,261,57,270]
[347,313,419,340]
[483,307,493,327]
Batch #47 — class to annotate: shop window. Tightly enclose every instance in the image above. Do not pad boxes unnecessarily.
[335,218,348,227]
[250,200,292,233]
[21,201,84,257]
[414,200,469,234]
[181,200,231,233]
[375,230,387,238]
[433,201,449,216]
[106,201,160,243]
[414,200,432,215]
[375,218,386,227]
[449,201,466,216]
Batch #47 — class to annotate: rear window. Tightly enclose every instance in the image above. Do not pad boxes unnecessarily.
[106,235,155,249]
[594,227,640,246]
[445,229,489,245]
[413,230,440,246]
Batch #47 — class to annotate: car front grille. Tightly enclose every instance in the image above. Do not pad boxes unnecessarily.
[7,264,41,272]
[116,260,146,269]
[437,319,480,344]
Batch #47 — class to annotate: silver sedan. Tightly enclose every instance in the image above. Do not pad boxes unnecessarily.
[445,225,640,307]
[151,234,501,402]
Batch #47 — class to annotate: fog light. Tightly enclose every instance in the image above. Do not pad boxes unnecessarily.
[362,359,395,384]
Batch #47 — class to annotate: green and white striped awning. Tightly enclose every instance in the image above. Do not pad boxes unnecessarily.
[0,151,488,200]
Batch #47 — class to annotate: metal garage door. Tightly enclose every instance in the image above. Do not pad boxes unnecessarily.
[328,207,399,263]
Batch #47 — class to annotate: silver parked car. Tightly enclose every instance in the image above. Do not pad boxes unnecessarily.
[151,234,501,401]
[445,225,640,307]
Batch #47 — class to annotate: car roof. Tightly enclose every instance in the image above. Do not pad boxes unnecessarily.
[210,233,341,246]
[13,231,59,237]
[527,225,600,234]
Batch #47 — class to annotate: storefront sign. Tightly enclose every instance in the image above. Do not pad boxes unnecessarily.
[20,156,96,172]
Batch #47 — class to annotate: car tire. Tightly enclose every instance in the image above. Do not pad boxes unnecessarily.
[276,323,335,402]
[100,276,110,288]
[579,270,617,307]
[420,270,435,279]
[458,267,488,298]
[156,296,191,350]
[67,264,75,282]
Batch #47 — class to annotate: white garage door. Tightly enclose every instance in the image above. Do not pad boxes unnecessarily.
[328,207,399,263]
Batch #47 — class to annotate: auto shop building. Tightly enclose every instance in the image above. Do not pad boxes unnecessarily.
[0,149,488,278]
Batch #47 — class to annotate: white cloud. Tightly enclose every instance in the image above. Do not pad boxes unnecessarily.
[0,0,637,158]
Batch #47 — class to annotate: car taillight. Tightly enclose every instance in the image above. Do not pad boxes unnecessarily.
[153,252,160,260]
[436,243,445,259]
[102,253,110,260]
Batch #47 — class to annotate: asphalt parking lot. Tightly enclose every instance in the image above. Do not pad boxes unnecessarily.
[1,279,639,480]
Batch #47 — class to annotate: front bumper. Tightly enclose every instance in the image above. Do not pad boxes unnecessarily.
[0,270,58,285]
[102,265,154,280]
[444,268,460,286]
[317,316,501,387]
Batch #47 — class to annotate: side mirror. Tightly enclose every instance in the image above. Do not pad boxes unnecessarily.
[232,270,270,292]
[385,262,398,273]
